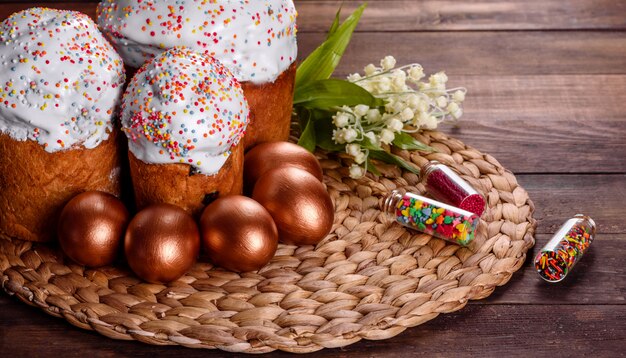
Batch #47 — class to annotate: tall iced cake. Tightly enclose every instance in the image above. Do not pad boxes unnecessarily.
[121,47,249,216]
[0,8,125,242]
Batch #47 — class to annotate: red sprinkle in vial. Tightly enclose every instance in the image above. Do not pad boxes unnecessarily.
[421,161,486,216]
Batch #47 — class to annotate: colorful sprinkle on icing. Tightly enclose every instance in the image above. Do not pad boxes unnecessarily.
[97,0,297,84]
[0,7,125,152]
[121,47,249,175]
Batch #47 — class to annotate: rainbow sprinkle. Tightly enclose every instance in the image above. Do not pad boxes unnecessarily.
[391,191,480,246]
[535,215,595,282]
[96,0,297,84]
[0,7,125,152]
[121,47,248,175]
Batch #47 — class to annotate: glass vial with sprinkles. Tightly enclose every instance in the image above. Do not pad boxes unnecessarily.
[383,189,480,246]
[421,161,486,216]
[534,214,596,283]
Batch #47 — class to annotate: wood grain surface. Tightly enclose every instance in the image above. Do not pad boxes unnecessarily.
[1,0,624,357]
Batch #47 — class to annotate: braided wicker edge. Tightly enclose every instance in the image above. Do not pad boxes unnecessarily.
[0,130,536,353]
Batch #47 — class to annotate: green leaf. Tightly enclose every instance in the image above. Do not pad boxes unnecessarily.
[297,115,317,152]
[295,107,309,132]
[294,79,383,109]
[360,135,383,151]
[295,3,367,88]
[314,118,345,152]
[327,5,343,39]
[366,158,381,176]
[369,150,420,175]
[392,132,435,152]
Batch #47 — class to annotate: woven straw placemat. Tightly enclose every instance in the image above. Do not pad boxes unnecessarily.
[0,130,535,353]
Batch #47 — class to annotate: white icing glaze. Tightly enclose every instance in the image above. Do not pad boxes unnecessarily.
[121,47,249,175]
[0,8,125,152]
[97,0,297,84]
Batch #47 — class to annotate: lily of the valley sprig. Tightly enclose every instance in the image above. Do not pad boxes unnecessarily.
[332,56,467,178]
[293,3,467,178]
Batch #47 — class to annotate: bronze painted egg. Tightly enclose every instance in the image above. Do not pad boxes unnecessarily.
[124,203,200,283]
[58,191,129,267]
[244,141,323,193]
[252,167,334,245]
[200,195,278,272]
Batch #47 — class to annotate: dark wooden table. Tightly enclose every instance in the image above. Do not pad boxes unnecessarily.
[1,1,625,356]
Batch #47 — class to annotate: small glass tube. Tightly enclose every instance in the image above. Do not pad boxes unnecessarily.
[421,161,486,216]
[383,189,480,246]
[534,214,596,283]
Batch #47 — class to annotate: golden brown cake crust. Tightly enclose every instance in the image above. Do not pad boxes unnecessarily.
[242,62,296,150]
[0,130,122,242]
[128,142,244,217]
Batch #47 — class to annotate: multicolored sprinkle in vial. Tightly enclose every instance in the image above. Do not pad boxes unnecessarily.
[383,189,480,246]
[421,161,486,216]
[534,214,596,283]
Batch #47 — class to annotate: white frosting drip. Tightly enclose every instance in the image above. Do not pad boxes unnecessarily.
[97,0,297,84]
[0,8,125,152]
[121,47,249,175]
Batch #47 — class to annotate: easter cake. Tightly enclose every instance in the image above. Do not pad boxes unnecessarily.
[0,8,126,242]
[121,47,249,216]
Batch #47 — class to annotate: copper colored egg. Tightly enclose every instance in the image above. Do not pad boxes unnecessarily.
[244,141,323,193]
[252,167,334,245]
[124,203,200,283]
[58,191,129,267]
[200,196,278,272]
